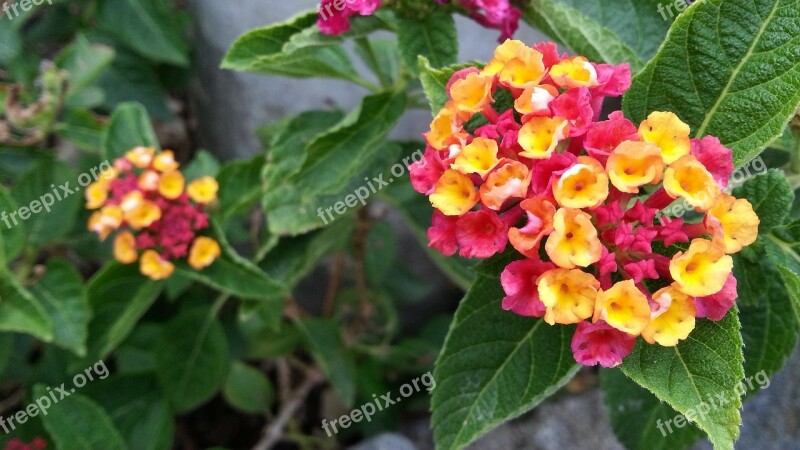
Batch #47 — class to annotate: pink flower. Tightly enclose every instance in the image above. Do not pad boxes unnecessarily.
[550,87,594,137]
[317,0,382,35]
[428,210,459,256]
[500,259,555,317]
[571,321,636,368]
[456,209,509,258]
[694,273,738,320]
[691,136,734,188]
[584,111,638,164]
[410,146,445,195]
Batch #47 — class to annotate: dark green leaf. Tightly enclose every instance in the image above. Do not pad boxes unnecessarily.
[397,11,457,76]
[223,361,274,414]
[0,186,24,264]
[0,273,52,342]
[733,169,794,234]
[296,318,357,406]
[30,259,90,356]
[102,102,159,161]
[55,35,115,108]
[36,387,127,450]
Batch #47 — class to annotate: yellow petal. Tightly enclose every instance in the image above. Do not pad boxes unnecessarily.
[553,156,609,209]
[429,169,479,216]
[158,171,185,200]
[664,155,720,212]
[113,231,138,264]
[670,238,733,297]
[450,73,494,114]
[641,286,696,346]
[450,137,500,178]
[606,141,663,193]
[545,208,603,268]
[187,176,219,204]
[706,194,760,253]
[538,268,600,325]
[638,111,691,164]
[189,236,222,270]
[518,116,569,160]
[139,250,174,280]
[593,280,651,335]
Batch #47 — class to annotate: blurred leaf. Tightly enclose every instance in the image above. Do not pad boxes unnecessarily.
[620,310,744,450]
[55,35,115,108]
[97,0,190,66]
[733,169,794,235]
[36,387,127,450]
[30,259,89,356]
[0,273,52,342]
[94,48,173,120]
[296,318,357,406]
[183,150,220,181]
[214,155,263,224]
[156,308,229,413]
[83,373,174,450]
[623,0,800,166]
[365,222,397,284]
[11,158,81,247]
[223,361,274,414]
[55,108,107,153]
[102,102,159,161]
[0,186,24,263]
[397,11,457,76]
[0,18,21,65]
[116,322,162,374]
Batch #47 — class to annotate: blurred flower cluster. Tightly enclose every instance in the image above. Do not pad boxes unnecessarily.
[410,40,760,367]
[86,147,221,281]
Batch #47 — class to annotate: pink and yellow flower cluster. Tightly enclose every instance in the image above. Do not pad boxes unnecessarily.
[410,40,760,368]
[86,147,221,281]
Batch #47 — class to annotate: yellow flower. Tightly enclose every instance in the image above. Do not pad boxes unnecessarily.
[158,171,185,200]
[153,150,180,172]
[479,161,531,210]
[125,146,156,168]
[187,176,219,204]
[189,236,222,270]
[606,141,663,193]
[85,180,110,209]
[139,250,174,280]
[553,156,609,209]
[664,155,720,212]
[538,268,600,325]
[88,205,123,240]
[670,238,733,297]
[706,193,760,253]
[426,102,469,150]
[450,137,500,178]
[120,191,161,230]
[638,111,691,164]
[450,73,494,114]
[113,231,138,264]
[497,47,546,89]
[518,116,569,160]
[593,280,651,335]
[430,169,479,216]
[641,286,696,346]
[481,39,529,76]
[549,56,598,88]
[138,170,161,191]
[545,208,602,268]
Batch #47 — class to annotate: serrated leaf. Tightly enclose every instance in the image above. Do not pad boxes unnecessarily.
[221,11,361,82]
[620,310,744,450]
[156,308,229,413]
[30,259,90,356]
[623,0,800,166]
[732,169,794,234]
[397,11,457,76]
[36,387,127,450]
[102,102,159,161]
[431,276,579,450]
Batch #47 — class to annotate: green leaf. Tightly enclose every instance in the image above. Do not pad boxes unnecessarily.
[263,92,407,235]
[733,169,794,234]
[94,47,174,120]
[82,374,174,450]
[601,368,705,450]
[30,259,90,356]
[355,38,401,88]
[221,11,361,82]
[183,150,220,182]
[97,0,190,66]
[0,19,21,65]
[214,155,264,224]
[36,387,127,450]
[296,318,357,407]
[102,102,159,161]
[55,35,115,108]
[55,108,108,153]
[223,361,274,414]
[0,273,53,342]
[763,229,800,322]
[431,276,579,449]
[623,0,800,166]
[11,158,81,247]
[418,57,480,114]
[397,11,457,76]
[0,186,24,264]
[620,310,744,450]
[156,308,230,413]
[79,263,164,368]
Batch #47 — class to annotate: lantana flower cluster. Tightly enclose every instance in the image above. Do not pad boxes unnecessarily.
[86,147,222,281]
[410,40,760,368]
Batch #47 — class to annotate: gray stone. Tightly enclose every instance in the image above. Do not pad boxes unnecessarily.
[349,432,419,450]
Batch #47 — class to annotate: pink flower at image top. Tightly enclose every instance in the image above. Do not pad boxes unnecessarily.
[410,39,760,368]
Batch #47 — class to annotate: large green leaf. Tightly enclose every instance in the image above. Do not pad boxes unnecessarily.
[620,310,744,450]
[623,0,800,166]
[55,34,115,108]
[397,11,457,75]
[0,19,21,65]
[102,102,159,161]
[156,308,230,413]
[11,158,81,247]
[213,155,263,224]
[223,361,274,414]
[764,221,800,322]
[0,186,24,264]
[296,318,357,407]
[77,263,164,368]
[36,387,127,450]
[431,276,579,449]
[97,0,190,66]
[732,169,794,234]
[221,11,362,82]
[0,273,52,342]
[30,259,90,356]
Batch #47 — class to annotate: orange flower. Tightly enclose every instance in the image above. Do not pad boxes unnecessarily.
[606,141,663,193]
[593,280,651,335]
[430,169,479,216]
[140,250,175,280]
[545,208,602,268]
[113,231,138,264]
[670,239,733,297]
[664,155,720,212]
[705,194,760,253]
[187,177,219,204]
[639,111,691,164]
[188,236,221,270]
[538,268,600,325]
[553,156,609,209]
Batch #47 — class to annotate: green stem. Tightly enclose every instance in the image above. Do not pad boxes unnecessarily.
[791,130,800,174]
